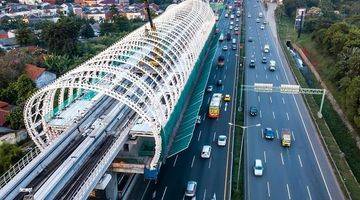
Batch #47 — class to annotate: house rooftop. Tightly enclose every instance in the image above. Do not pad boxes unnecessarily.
[25,64,46,81]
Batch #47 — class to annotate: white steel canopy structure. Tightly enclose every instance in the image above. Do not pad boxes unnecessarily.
[24,0,215,169]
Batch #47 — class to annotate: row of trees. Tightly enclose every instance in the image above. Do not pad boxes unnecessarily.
[312,22,360,127]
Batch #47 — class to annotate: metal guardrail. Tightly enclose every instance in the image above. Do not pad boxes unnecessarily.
[0,147,41,189]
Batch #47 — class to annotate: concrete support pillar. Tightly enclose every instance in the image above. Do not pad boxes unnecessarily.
[105,172,118,200]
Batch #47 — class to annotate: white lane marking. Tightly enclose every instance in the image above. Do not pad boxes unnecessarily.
[225,65,228,70]
[213,132,217,142]
[292,131,295,141]
[208,156,212,169]
[282,97,285,104]
[267,181,271,198]
[274,17,333,199]
[255,73,258,78]
[203,112,206,120]
[173,155,178,167]
[224,102,228,111]
[264,66,266,70]
[264,151,267,163]
[276,129,279,139]
[298,154,303,168]
[203,189,207,200]
[286,184,291,199]
[276,75,279,80]
[224,74,227,80]
[161,186,168,200]
[191,155,195,168]
[269,96,272,103]
[198,130,202,141]
[307,186,312,200]
[280,152,284,165]
[214,74,216,79]
[140,181,151,200]
[286,112,289,120]
[272,111,275,119]
[222,85,224,91]
[261,128,264,138]
[259,110,262,118]
[258,95,260,102]
[208,97,211,104]
[265,74,268,79]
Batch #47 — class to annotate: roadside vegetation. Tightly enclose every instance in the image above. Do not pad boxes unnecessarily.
[275,0,360,198]
[232,9,246,200]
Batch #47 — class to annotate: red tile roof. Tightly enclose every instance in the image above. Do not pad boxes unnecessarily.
[25,64,46,81]
[0,101,10,126]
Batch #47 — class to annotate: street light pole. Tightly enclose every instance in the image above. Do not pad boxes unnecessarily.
[228,122,261,129]
[229,122,261,190]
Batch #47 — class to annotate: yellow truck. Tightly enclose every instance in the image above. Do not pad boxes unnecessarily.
[281,129,291,147]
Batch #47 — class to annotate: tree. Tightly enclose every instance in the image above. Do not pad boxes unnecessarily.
[113,16,131,32]
[41,16,81,56]
[15,25,36,46]
[100,20,114,36]
[345,77,360,128]
[0,143,23,175]
[14,75,36,105]
[80,23,95,39]
[44,54,73,75]
[0,49,33,88]
[5,107,24,130]
[109,4,119,19]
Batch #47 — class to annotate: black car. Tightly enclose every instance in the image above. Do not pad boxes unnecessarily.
[217,80,223,86]
[249,106,258,116]
[226,33,231,41]
[249,59,255,68]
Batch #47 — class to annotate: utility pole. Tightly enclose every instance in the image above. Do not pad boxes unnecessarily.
[297,10,304,38]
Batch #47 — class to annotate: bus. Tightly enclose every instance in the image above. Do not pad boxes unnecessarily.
[208,93,222,118]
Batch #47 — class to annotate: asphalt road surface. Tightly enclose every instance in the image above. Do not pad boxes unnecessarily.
[128,1,241,199]
[243,0,344,199]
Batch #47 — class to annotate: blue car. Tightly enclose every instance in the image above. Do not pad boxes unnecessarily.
[264,128,275,139]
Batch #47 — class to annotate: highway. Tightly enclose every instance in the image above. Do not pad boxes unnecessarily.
[243,0,344,199]
[127,1,241,199]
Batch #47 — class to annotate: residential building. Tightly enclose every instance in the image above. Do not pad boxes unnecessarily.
[0,29,8,39]
[0,101,10,127]
[25,64,56,88]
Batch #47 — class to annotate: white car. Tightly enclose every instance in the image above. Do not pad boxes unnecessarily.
[260,25,265,30]
[196,115,201,124]
[230,21,234,25]
[201,145,212,158]
[217,135,227,146]
[269,60,276,71]
[254,159,263,176]
[248,14,251,18]
[185,181,197,197]
[256,18,260,23]
[229,25,233,30]
[222,45,228,51]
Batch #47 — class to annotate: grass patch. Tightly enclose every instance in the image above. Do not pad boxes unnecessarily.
[276,12,360,199]
[231,13,246,200]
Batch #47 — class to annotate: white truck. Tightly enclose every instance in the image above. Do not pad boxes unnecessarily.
[264,44,270,53]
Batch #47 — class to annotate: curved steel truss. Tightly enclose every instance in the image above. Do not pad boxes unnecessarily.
[24,0,215,169]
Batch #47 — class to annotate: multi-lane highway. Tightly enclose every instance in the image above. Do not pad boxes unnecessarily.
[243,0,344,199]
[128,2,241,199]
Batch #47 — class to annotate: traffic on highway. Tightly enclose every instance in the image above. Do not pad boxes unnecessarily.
[126,0,345,199]
[128,1,241,199]
[243,0,343,199]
